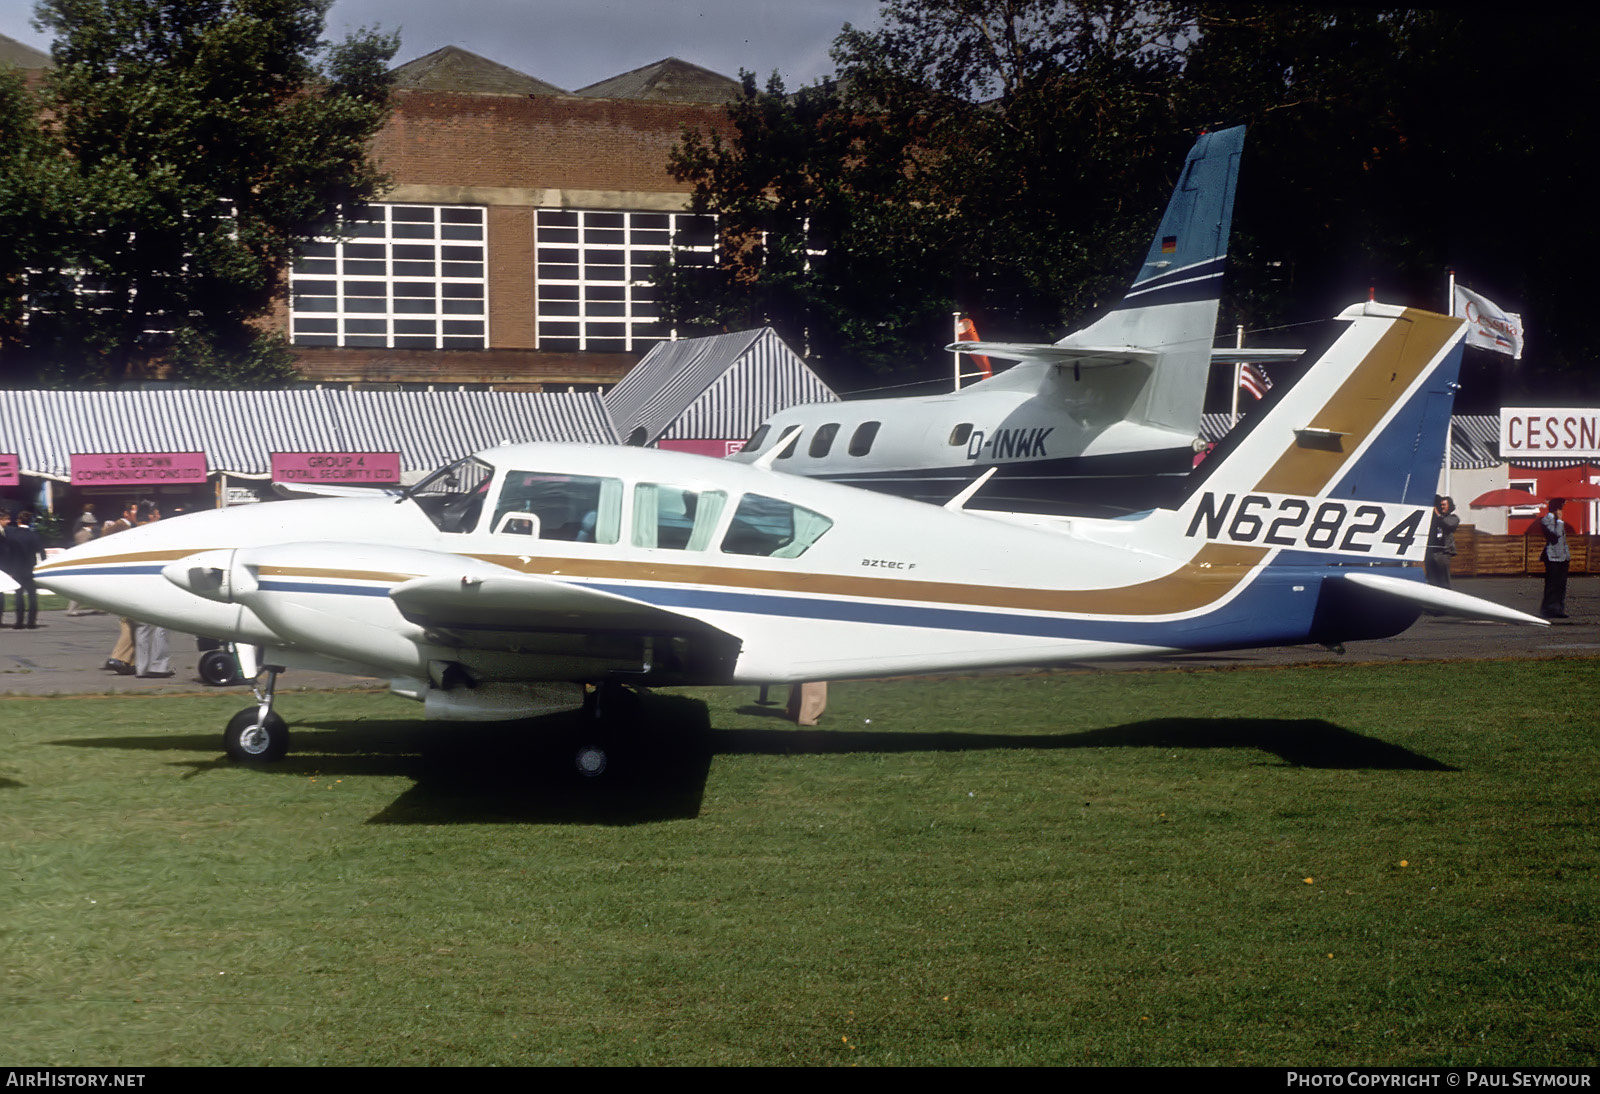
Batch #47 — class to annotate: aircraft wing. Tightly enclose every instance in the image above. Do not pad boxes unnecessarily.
[390,570,737,640]
[1208,348,1305,364]
[945,342,1160,368]
[948,341,1304,368]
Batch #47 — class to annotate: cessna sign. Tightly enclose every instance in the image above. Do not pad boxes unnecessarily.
[1500,408,1600,458]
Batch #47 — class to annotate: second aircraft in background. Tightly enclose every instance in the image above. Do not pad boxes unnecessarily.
[732,125,1297,515]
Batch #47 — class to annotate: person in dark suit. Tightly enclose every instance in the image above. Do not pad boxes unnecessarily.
[2,509,47,629]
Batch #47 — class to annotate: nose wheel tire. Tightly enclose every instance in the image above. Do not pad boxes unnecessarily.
[224,708,290,764]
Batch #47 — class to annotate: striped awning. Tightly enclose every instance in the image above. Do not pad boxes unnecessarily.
[0,388,618,480]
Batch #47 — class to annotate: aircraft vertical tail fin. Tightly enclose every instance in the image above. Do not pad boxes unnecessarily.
[1162,303,1543,637]
[1187,302,1465,509]
[1174,302,1468,569]
[1055,125,1244,436]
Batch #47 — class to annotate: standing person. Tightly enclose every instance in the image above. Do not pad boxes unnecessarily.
[2,510,46,629]
[102,501,139,674]
[0,508,9,623]
[1425,495,1459,588]
[67,505,103,615]
[1539,498,1571,619]
[132,499,173,678]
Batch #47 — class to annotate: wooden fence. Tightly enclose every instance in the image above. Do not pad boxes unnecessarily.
[1450,527,1594,576]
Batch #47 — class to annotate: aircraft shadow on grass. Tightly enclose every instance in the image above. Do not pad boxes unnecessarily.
[53,695,1452,825]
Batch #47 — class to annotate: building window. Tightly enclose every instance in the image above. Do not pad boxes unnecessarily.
[290,204,487,350]
[534,209,715,352]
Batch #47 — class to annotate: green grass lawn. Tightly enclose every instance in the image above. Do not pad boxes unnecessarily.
[1,660,1596,1066]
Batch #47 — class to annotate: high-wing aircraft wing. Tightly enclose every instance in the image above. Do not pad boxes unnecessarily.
[942,342,1162,368]
[945,342,1306,368]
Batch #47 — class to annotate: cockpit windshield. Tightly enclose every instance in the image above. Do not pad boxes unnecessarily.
[404,455,494,533]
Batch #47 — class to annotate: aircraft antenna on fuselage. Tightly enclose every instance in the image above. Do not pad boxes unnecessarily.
[752,425,804,470]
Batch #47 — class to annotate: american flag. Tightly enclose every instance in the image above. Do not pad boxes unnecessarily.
[1239,363,1272,400]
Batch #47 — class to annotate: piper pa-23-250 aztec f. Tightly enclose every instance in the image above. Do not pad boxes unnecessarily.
[38,302,1543,774]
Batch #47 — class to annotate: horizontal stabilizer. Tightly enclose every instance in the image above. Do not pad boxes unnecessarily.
[1338,571,1548,626]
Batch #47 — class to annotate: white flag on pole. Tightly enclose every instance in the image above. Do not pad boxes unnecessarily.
[1452,284,1524,359]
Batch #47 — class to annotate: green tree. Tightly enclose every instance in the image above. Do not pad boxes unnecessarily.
[657,1,1199,387]
[657,70,947,382]
[2,0,396,387]
[1181,5,1600,403]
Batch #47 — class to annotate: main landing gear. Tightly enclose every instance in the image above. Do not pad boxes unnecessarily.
[223,665,289,764]
[571,682,642,779]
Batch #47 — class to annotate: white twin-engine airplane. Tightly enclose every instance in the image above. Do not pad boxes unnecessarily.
[38,302,1543,773]
[732,124,1298,514]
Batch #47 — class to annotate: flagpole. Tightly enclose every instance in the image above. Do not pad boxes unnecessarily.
[1230,325,1243,428]
[1444,269,1456,499]
[952,311,962,391]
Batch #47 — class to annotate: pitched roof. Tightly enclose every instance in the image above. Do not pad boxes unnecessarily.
[604,328,837,445]
[574,57,741,103]
[390,45,566,96]
[0,31,52,69]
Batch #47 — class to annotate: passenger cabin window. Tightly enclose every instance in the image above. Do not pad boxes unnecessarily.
[848,421,881,457]
[949,423,973,446]
[808,423,840,458]
[632,484,728,550]
[741,424,771,454]
[408,456,494,533]
[492,472,622,543]
[721,494,834,559]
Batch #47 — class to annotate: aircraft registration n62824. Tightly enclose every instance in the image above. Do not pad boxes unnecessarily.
[37,302,1545,773]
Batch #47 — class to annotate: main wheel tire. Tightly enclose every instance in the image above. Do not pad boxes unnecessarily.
[573,742,608,778]
[198,649,241,687]
[224,708,289,763]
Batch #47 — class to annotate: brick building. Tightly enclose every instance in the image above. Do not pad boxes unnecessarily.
[286,49,741,389]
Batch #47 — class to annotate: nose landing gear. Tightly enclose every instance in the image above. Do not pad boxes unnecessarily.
[223,665,289,763]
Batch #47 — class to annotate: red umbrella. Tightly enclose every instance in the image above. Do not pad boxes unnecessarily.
[1471,484,1600,508]
[1470,488,1540,508]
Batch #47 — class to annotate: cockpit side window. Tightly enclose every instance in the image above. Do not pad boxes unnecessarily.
[720,493,834,558]
[632,484,728,550]
[407,456,495,534]
[493,472,622,543]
